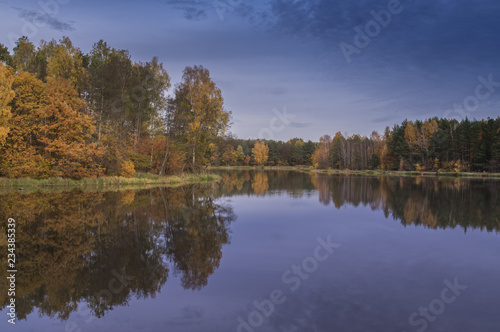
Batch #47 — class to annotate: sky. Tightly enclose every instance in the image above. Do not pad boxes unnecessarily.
[0,0,499,141]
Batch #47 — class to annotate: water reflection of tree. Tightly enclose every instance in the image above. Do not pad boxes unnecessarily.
[216,170,500,232]
[251,171,269,195]
[162,186,236,290]
[0,184,235,320]
[218,170,316,198]
[315,175,500,232]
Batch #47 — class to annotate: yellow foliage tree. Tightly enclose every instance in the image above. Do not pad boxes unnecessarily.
[252,140,269,166]
[405,120,439,169]
[120,159,136,178]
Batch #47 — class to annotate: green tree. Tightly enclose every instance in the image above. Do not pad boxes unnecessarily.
[46,37,88,93]
[370,153,380,169]
[0,43,11,64]
[12,36,36,73]
[329,132,345,169]
[236,145,245,163]
[127,57,170,152]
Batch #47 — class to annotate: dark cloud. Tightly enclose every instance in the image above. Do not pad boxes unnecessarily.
[4,0,498,139]
[153,0,209,20]
[13,7,74,32]
[264,0,500,69]
[183,7,207,20]
[161,0,500,77]
[153,0,261,22]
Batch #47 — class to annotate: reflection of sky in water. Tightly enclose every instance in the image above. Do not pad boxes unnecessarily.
[6,189,499,332]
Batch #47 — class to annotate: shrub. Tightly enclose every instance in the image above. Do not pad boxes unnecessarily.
[119,160,135,178]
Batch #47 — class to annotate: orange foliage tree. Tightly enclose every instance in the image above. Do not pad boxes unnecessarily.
[40,77,103,178]
[0,71,47,177]
[0,64,14,147]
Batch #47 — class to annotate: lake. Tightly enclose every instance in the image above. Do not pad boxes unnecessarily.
[1,170,499,332]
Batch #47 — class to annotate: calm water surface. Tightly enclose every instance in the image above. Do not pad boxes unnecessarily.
[1,170,499,332]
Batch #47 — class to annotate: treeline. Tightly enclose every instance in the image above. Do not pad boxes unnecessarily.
[215,118,500,173]
[1,37,498,179]
[211,136,316,167]
[0,36,229,179]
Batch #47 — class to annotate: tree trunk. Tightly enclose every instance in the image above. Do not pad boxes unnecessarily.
[134,110,141,152]
[98,120,101,144]
[159,140,170,176]
[192,144,196,170]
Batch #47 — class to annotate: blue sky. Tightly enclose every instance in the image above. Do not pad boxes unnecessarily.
[1,0,499,140]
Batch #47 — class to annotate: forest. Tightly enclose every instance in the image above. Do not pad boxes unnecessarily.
[0,36,229,179]
[216,117,500,173]
[1,36,499,179]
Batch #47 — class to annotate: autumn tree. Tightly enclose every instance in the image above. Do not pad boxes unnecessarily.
[405,119,439,169]
[166,65,229,172]
[0,64,14,147]
[252,140,269,166]
[220,145,237,165]
[0,71,46,177]
[39,77,103,178]
[312,134,332,168]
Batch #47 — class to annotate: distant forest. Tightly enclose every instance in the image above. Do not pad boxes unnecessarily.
[223,117,500,173]
[0,36,499,179]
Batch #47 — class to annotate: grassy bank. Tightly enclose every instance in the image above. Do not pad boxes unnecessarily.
[0,172,221,191]
[307,169,500,178]
[209,166,301,171]
[210,166,500,179]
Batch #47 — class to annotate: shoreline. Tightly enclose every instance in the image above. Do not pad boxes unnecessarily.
[210,166,500,179]
[0,173,221,193]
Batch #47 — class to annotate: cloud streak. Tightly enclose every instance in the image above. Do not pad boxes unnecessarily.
[13,7,75,32]
[153,0,209,20]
